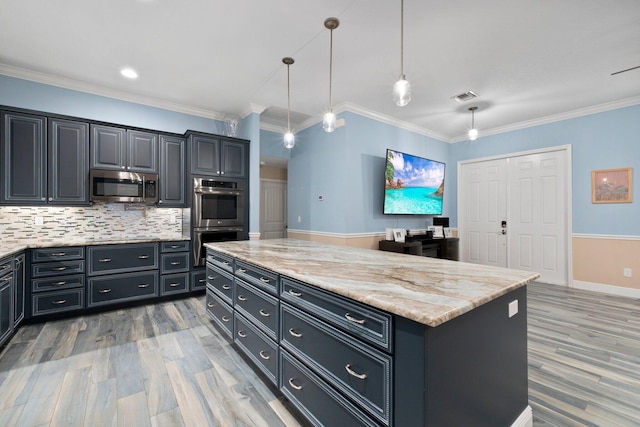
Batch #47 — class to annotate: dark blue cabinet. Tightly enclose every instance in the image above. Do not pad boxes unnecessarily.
[188,132,247,178]
[90,125,157,173]
[48,118,89,205]
[158,135,186,207]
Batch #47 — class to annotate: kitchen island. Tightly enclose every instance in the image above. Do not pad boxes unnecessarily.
[204,238,539,427]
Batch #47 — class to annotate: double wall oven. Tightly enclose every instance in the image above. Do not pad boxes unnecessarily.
[192,177,245,266]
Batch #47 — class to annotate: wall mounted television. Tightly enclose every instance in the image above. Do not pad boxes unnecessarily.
[383,148,445,215]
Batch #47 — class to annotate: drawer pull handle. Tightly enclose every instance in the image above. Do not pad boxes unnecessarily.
[52,281,67,286]
[170,245,180,249]
[238,268,247,273]
[99,289,111,294]
[138,255,150,259]
[288,289,302,297]
[222,284,231,290]
[288,328,302,338]
[52,267,67,271]
[259,350,270,360]
[99,258,112,263]
[237,330,247,338]
[345,364,367,380]
[259,277,270,283]
[170,283,181,287]
[259,309,270,317]
[222,261,230,265]
[222,316,230,322]
[238,295,247,301]
[199,279,206,283]
[288,378,303,391]
[52,299,67,305]
[207,276,215,280]
[0,265,9,271]
[207,302,214,308]
[138,284,150,288]
[50,252,67,256]
[170,261,181,266]
[345,313,366,325]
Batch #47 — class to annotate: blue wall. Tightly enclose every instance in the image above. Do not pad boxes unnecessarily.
[260,129,292,161]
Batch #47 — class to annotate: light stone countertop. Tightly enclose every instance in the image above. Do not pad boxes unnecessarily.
[206,238,540,327]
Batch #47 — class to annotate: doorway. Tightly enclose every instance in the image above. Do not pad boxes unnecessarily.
[260,179,288,239]
[458,146,571,285]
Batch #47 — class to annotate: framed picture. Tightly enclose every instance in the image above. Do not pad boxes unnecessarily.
[428,225,444,238]
[592,168,632,203]
[443,227,453,238]
[392,228,406,243]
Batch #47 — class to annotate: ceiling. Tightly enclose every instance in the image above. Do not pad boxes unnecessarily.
[1,0,639,142]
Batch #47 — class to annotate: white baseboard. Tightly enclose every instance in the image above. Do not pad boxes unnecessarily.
[572,280,640,298]
[248,232,261,240]
[511,405,533,427]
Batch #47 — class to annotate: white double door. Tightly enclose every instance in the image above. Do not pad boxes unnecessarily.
[458,148,569,285]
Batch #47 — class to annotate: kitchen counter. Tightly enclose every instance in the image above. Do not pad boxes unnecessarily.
[205,238,539,327]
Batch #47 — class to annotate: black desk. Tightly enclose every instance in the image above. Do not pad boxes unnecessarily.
[379,236,459,261]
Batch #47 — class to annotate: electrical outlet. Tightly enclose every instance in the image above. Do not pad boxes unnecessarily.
[508,300,518,318]
[297,216,301,223]
[34,216,44,226]
[623,268,632,278]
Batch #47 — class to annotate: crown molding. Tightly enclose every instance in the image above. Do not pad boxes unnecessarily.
[449,96,640,143]
[260,122,286,134]
[0,63,227,121]
[241,102,266,119]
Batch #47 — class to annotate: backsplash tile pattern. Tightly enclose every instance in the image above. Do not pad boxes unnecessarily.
[0,204,186,245]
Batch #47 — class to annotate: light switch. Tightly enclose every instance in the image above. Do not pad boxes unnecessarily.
[508,300,518,318]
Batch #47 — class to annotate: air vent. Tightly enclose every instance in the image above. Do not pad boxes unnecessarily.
[451,91,478,102]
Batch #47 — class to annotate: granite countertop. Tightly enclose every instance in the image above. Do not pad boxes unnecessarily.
[206,238,540,327]
[0,236,190,259]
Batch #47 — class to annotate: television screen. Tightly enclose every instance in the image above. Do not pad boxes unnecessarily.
[383,149,445,215]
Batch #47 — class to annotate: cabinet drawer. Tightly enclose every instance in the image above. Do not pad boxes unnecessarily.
[32,289,84,317]
[206,250,233,273]
[235,260,278,295]
[88,271,158,307]
[32,274,85,292]
[280,350,379,427]
[160,272,189,296]
[31,260,85,278]
[160,241,189,253]
[235,312,278,386]
[206,263,234,305]
[191,269,207,291]
[235,278,278,340]
[161,253,189,273]
[206,289,233,339]
[281,277,392,352]
[32,246,84,262]
[0,258,12,276]
[87,243,158,275]
[281,303,392,426]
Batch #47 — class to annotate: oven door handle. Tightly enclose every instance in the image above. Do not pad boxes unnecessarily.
[194,189,242,196]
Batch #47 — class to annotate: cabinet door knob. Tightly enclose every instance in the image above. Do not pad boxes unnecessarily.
[48,197,53,202]
[41,197,46,201]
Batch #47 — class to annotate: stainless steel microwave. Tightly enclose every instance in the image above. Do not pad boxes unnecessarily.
[90,170,158,204]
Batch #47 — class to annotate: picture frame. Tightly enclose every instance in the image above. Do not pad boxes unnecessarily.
[592,168,632,204]
[443,227,453,238]
[428,225,444,238]
[392,228,406,243]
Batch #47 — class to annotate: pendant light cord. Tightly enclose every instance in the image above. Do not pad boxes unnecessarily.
[400,0,404,77]
[287,63,291,130]
[329,28,334,109]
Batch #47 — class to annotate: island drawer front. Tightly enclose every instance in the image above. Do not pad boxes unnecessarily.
[32,289,84,317]
[206,288,233,339]
[191,270,207,292]
[32,274,85,292]
[161,253,189,273]
[160,241,189,253]
[235,260,278,295]
[206,250,233,273]
[160,272,189,296]
[31,260,85,278]
[280,350,380,427]
[88,271,159,307]
[281,303,391,426]
[234,312,278,386]
[32,247,84,262]
[235,278,279,340]
[281,277,392,352]
[87,243,158,276]
[0,258,11,275]
[206,263,234,305]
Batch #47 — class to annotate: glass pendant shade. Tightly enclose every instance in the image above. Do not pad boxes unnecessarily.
[284,131,295,149]
[393,76,411,107]
[322,110,336,133]
[468,106,478,141]
[468,128,478,141]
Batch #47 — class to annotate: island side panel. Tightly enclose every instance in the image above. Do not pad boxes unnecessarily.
[394,285,528,426]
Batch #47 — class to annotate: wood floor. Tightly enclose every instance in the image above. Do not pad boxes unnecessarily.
[0,282,637,426]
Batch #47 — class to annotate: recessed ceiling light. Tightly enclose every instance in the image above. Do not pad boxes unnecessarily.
[120,68,138,79]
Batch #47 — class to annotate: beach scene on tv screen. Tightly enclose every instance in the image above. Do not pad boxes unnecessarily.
[384,150,445,215]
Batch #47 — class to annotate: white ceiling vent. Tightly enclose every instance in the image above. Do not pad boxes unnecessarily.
[451,91,478,102]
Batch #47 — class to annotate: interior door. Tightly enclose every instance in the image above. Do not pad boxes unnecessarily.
[260,180,287,239]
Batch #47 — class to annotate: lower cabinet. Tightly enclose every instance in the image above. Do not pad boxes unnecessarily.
[160,241,190,296]
[0,261,13,346]
[234,312,278,386]
[205,287,233,339]
[191,268,207,292]
[88,271,158,307]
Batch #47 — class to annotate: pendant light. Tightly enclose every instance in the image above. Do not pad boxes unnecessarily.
[468,106,479,141]
[282,57,295,149]
[393,0,411,107]
[322,17,340,133]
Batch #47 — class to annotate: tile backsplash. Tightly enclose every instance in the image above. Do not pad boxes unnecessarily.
[0,204,188,245]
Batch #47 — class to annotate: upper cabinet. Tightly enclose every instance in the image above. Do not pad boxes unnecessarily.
[159,135,186,207]
[188,132,247,178]
[90,125,158,173]
[1,112,89,205]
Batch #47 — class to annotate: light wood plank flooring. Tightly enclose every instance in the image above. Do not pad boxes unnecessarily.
[0,282,638,426]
